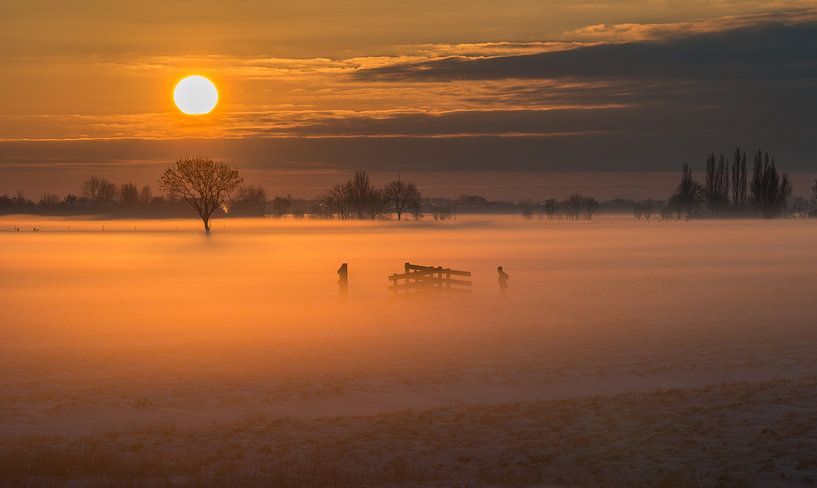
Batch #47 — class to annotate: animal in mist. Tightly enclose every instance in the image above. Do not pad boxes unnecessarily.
[159,157,243,233]
[497,266,509,298]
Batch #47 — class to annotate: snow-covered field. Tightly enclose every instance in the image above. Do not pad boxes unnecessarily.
[2,215,817,486]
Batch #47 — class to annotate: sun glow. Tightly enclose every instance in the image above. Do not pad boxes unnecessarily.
[173,75,218,115]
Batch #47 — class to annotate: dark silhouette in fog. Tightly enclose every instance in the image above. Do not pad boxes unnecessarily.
[389,263,472,295]
[497,266,509,298]
[665,148,793,220]
[337,263,348,299]
[159,157,243,233]
[0,157,810,221]
[322,171,383,219]
[384,177,422,221]
[230,185,267,217]
[81,177,117,206]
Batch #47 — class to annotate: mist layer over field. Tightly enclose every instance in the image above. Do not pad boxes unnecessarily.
[2,215,817,485]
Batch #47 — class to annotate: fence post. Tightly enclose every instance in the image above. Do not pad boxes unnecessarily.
[404,262,411,291]
[337,263,348,299]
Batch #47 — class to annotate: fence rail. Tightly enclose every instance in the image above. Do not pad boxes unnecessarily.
[388,262,472,295]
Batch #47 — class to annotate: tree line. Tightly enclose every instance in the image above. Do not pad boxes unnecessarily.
[3,154,816,232]
[319,171,421,221]
[664,148,796,219]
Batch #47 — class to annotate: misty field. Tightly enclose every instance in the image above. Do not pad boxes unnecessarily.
[2,215,817,487]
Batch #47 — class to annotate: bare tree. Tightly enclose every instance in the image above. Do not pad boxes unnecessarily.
[346,171,383,218]
[323,184,350,219]
[81,177,116,205]
[231,185,267,216]
[668,164,705,219]
[272,194,293,218]
[38,192,61,208]
[641,199,656,220]
[159,157,243,233]
[323,171,383,219]
[384,177,421,221]
[431,205,453,221]
[750,150,791,219]
[633,201,644,220]
[518,199,535,219]
[581,195,599,219]
[813,178,817,203]
[705,153,729,217]
[731,148,747,208]
[543,198,559,219]
[118,183,139,207]
[139,185,153,205]
[563,194,583,220]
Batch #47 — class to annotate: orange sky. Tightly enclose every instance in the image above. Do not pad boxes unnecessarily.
[1,1,816,198]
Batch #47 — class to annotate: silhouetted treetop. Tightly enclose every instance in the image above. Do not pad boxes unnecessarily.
[384,177,421,221]
[81,177,117,205]
[159,157,243,233]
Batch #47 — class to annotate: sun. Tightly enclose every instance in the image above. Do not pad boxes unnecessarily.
[174,75,218,115]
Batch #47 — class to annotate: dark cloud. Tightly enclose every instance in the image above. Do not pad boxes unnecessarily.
[356,22,817,81]
[2,128,814,176]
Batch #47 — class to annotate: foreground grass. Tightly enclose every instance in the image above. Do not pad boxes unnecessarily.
[5,377,817,487]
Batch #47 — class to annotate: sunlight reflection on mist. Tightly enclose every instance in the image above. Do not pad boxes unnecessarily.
[3,215,817,434]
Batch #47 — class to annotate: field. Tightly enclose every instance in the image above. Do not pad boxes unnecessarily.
[2,215,817,487]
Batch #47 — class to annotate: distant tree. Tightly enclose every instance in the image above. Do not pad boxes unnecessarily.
[812,178,817,203]
[563,194,583,220]
[750,150,791,218]
[642,199,656,220]
[231,185,267,216]
[543,198,559,219]
[730,148,747,208]
[454,195,489,209]
[118,183,140,207]
[322,171,383,219]
[431,205,453,221]
[581,195,599,219]
[350,171,383,218]
[518,199,534,219]
[704,153,729,217]
[790,196,810,218]
[633,199,656,220]
[271,194,293,218]
[633,201,644,220]
[323,185,350,219]
[384,177,421,221]
[81,177,117,205]
[557,194,593,220]
[667,164,705,219]
[38,192,61,209]
[560,194,598,220]
[139,185,153,205]
[159,157,243,233]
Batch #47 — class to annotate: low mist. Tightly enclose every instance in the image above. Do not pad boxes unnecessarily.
[2,215,817,437]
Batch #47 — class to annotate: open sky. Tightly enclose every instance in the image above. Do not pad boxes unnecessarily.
[1,1,815,198]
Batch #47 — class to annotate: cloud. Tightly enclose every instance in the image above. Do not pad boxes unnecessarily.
[564,8,817,42]
[355,20,817,81]
[2,8,816,192]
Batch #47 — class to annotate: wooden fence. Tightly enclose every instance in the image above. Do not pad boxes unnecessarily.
[388,262,472,295]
